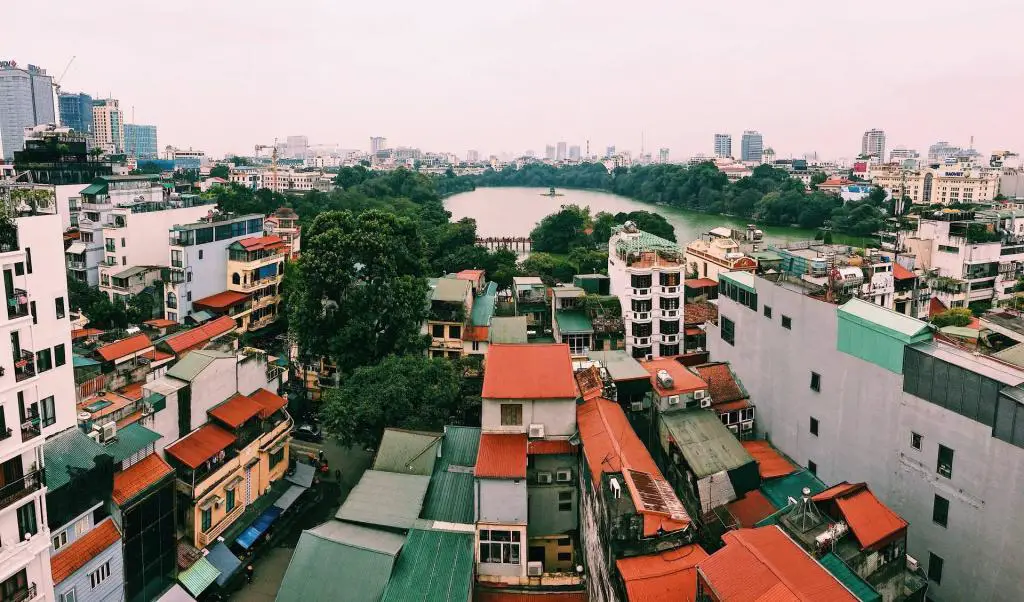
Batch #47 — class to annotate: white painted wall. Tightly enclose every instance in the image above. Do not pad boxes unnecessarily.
[481,398,576,437]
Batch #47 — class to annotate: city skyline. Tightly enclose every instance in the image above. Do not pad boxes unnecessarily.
[4,1,1023,159]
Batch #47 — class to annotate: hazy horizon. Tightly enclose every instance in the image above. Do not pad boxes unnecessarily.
[5,0,1023,160]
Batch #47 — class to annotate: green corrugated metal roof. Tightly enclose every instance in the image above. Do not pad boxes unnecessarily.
[43,428,109,491]
[381,529,474,602]
[101,422,161,464]
[178,556,220,597]
[659,409,754,478]
[839,298,931,338]
[275,522,402,602]
[335,471,431,529]
[80,181,106,196]
[470,281,498,327]
[113,265,155,280]
[820,553,882,602]
[555,310,593,333]
[759,469,827,510]
[940,325,979,339]
[750,251,783,261]
[188,310,214,324]
[166,349,234,382]
[720,270,757,292]
[372,429,442,476]
[489,317,528,344]
[612,226,683,255]
[837,298,933,374]
[420,426,480,524]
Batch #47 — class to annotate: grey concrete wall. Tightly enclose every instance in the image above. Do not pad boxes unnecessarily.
[708,276,1024,602]
[527,455,578,536]
[477,478,527,524]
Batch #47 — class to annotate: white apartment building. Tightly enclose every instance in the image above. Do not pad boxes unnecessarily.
[91,99,123,153]
[0,211,78,602]
[683,229,758,283]
[709,273,1024,602]
[163,214,266,323]
[870,163,1002,205]
[607,224,685,359]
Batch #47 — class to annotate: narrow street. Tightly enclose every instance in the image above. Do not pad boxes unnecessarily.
[228,438,373,601]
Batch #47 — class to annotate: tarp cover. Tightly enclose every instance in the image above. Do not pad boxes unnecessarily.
[234,506,282,550]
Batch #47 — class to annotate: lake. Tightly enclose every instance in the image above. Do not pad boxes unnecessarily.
[445,187,866,246]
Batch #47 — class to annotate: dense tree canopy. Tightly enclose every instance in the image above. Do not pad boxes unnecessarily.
[208,164,230,179]
[530,204,592,254]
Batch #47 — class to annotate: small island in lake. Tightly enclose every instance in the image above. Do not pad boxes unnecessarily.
[540,186,565,197]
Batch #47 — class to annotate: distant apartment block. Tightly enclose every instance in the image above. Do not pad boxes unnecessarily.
[91,99,124,153]
[740,130,763,163]
[714,133,732,158]
[124,124,158,159]
[58,92,94,138]
[0,61,55,160]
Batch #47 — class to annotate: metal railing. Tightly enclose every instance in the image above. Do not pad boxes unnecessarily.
[15,350,36,382]
[7,583,37,602]
[6,288,29,320]
[198,502,245,547]
[0,468,44,511]
[0,426,12,441]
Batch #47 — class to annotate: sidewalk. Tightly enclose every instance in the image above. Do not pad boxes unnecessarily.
[233,547,293,602]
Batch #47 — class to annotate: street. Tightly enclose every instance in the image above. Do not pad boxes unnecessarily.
[228,438,373,601]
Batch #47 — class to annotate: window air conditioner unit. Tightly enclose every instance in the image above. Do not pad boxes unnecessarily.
[742,420,754,432]
[537,472,553,484]
[630,401,643,412]
[556,469,572,482]
[528,424,545,439]
[700,398,711,409]
[527,562,544,577]
[694,390,706,400]
[102,421,117,441]
[727,424,739,434]
[906,555,919,572]
[668,395,679,405]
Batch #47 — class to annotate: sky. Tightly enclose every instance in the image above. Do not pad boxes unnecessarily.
[5,0,1023,160]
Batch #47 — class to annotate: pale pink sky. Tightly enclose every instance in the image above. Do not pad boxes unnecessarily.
[5,0,1022,159]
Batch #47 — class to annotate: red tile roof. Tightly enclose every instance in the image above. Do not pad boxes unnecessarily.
[239,235,288,252]
[698,526,858,601]
[455,269,485,280]
[691,363,747,405]
[144,318,178,328]
[71,328,104,340]
[140,349,174,362]
[684,303,718,326]
[475,433,527,478]
[813,482,908,550]
[684,278,718,289]
[249,388,288,418]
[482,344,576,399]
[741,441,796,479]
[714,399,750,413]
[892,263,915,280]
[578,397,690,536]
[476,592,587,602]
[50,518,121,584]
[464,326,489,342]
[528,440,576,455]
[119,382,145,401]
[929,297,948,317]
[641,358,708,396]
[574,366,604,401]
[164,315,236,354]
[727,490,778,528]
[96,333,152,361]
[192,290,251,310]
[113,453,174,505]
[617,545,709,602]
[165,424,237,469]
[208,393,263,428]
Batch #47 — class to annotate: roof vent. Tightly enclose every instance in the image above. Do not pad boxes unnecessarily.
[656,369,674,389]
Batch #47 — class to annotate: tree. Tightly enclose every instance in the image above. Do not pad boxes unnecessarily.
[867,185,889,207]
[520,252,575,284]
[613,211,675,241]
[320,355,474,449]
[287,210,430,374]
[932,308,973,328]
[529,204,591,254]
[209,164,230,179]
[809,171,828,190]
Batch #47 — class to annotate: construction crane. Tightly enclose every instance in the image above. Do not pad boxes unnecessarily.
[54,56,76,93]
[254,139,279,190]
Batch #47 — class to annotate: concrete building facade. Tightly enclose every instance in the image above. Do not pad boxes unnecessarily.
[714,133,732,158]
[123,124,158,160]
[91,99,124,154]
[740,130,763,163]
[862,128,886,161]
[57,93,94,140]
[0,61,56,160]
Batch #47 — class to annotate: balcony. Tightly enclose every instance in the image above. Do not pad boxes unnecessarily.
[198,501,245,548]
[6,583,37,602]
[66,258,87,270]
[6,289,29,320]
[15,350,36,382]
[0,468,44,511]
[161,267,185,284]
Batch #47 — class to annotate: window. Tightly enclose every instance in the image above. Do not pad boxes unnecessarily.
[201,507,212,531]
[764,305,772,318]
[810,372,821,392]
[17,501,37,540]
[74,517,88,536]
[166,292,177,309]
[472,341,480,351]
[55,344,66,367]
[781,315,792,329]
[270,447,285,467]
[810,417,819,436]
[40,396,55,428]
[500,404,523,426]
[198,249,204,259]
[25,248,31,274]
[928,552,943,584]
[36,348,52,373]
[55,297,65,319]
[631,321,652,337]
[558,491,572,512]
[171,249,183,267]
[187,272,192,282]
[89,561,111,588]
[911,432,922,450]
[100,273,109,286]
[187,292,192,302]
[52,529,68,550]
[478,529,521,564]
[226,488,236,512]
[557,552,572,562]
[807,460,817,475]
[720,316,735,346]
[120,237,125,248]
[449,325,461,339]
[937,444,954,479]
[29,301,36,325]
[431,324,444,338]
[1,571,29,602]
[933,494,949,527]
[59,588,78,602]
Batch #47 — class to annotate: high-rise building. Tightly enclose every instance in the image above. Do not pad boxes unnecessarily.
[658,148,670,163]
[569,145,581,161]
[287,135,308,159]
[545,145,556,161]
[714,133,732,158]
[861,128,886,160]
[123,124,158,159]
[370,136,387,154]
[605,145,615,158]
[57,92,93,139]
[740,130,763,163]
[889,147,919,163]
[556,141,567,161]
[91,99,124,153]
[466,149,480,163]
[928,141,962,164]
[0,60,56,160]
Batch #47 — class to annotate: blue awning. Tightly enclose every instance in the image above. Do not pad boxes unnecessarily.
[235,506,282,550]
[206,542,242,587]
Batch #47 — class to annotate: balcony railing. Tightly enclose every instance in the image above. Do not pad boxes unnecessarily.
[6,289,29,320]
[0,426,11,441]
[0,223,19,253]
[197,501,246,547]
[7,583,37,602]
[15,350,36,382]
[0,468,44,511]
[161,267,185,284]
[67,258,87,270]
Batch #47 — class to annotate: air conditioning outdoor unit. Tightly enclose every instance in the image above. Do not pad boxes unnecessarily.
[906,555,920,572]
[556,469,572,482]
[527,562,543,577]
[742,421,754,432]
[87,431,101,443]
[667,395,679,405]
[528,424,545,439]
[727,424,739,434]
[630,401,643,412]
[700,398,711,409]
[101,421,117,441]
[645,354,653,361]
[694,390,706,400]
[537,472,553,484]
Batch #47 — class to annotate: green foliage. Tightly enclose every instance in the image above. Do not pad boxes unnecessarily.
[9,188,55,214]
[520,252,576,284]
[932,308,973,328]
[593,210,675,243]
[529,204,591,254]
[568,247,608,275]
[966,223,1002,243]
[227,156,251,166]
[867,185,888,206]
[809,171,827,190]
[320,355,475,449]
[968,300,992,317]
[67,276,128,329]
[209,164,230,179]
